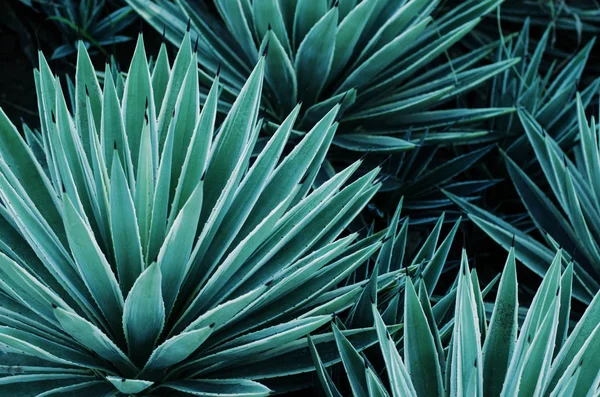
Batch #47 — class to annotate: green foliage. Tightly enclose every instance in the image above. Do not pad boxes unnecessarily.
[18,0,137,59]
[467,0,600,52]
[126,0,515,150]
[0,33,464,395]
[313,248,600,396]
[487,19,599,158]
[448,94,600,304]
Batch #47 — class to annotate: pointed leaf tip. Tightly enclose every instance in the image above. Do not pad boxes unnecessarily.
[262,40,270,57]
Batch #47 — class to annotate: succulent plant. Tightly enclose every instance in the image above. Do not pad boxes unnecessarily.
[487,20,599,159]
[313,248,600,396]
[0,30,468,395]
[18,0,137,59]
[126,0,516,150]
[448,94,600,305]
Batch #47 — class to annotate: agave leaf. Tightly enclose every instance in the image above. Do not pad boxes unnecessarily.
[328,0,377,81]
[86,102,112,252]
[348,86,455,122]
[501,252,562,396]
[548,283,600,389]
[372,305,417,397]
[106,376,153,394]
[135,116,155,259]
[411,213,444,267]
[227,166,379,299]
[0,109,63,238]
[253,0,291,55]
[0,326,95,368]
[62,195,124,337]
[404,278,444,396]
[512,296,560,396]
[101,65,134,186]
[450,251,483,396]
[422,218,461,294]
[53,308,137,376]
[332,134,415,153]
[197,141,350,305]
[364,19,481,96]
[53,80,94,226]
[164,379,270,397]
[332,322,368,396]
[74,41,102,159]
[156,32,192,148]
[482,248,518,396]
[252,235,356,311]
[578,94,600,209]
[356,0,430,63]
[109,154,143,294]
[214,0,257,64]
[0,253,70,325]
[0,374,95,396]
[556,263,574,351]
[259,31,297,115]
[366,366,390,397]
[182,286,267,334]
[168,76,218,224]
[308,334,343,397]
[292,0,328,49]
[122,263,164,366]
[547,322,600,396]
[418,282,446,371]
[0,293,69,345]
[143,325,213,372]
[301,285,364,320]
[444,190,590,299]
[151,43,170,114]
[146,109,176,263]
[294,6,337,104]
[158,180,203,315]
[122,34,157,170]
[202,58,264,219]
[35,380,116,397]
[238,104,339,238]
[226,239,381,340]
[471,271,487,340]
[170,57,199,187]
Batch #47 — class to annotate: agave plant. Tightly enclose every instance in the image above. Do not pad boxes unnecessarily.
[0,31,466,395]
[312,248,600,396]
[447,95,600,305]
[126,0,516,151]
[498,0,600,36]
[457,0,600,75]
[488,20,599,158]
[18,0,137,59]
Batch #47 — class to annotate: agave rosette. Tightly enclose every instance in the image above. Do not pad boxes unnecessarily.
[21,0,137,60]
[487,20,599,161]
[0,33,378,395]
[126,0,517,152]
[447,94,600,306]
[0,31,466,395]
[313,248,600,396]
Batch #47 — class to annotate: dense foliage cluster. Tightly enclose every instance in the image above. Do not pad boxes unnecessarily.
[1,0,600,396]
